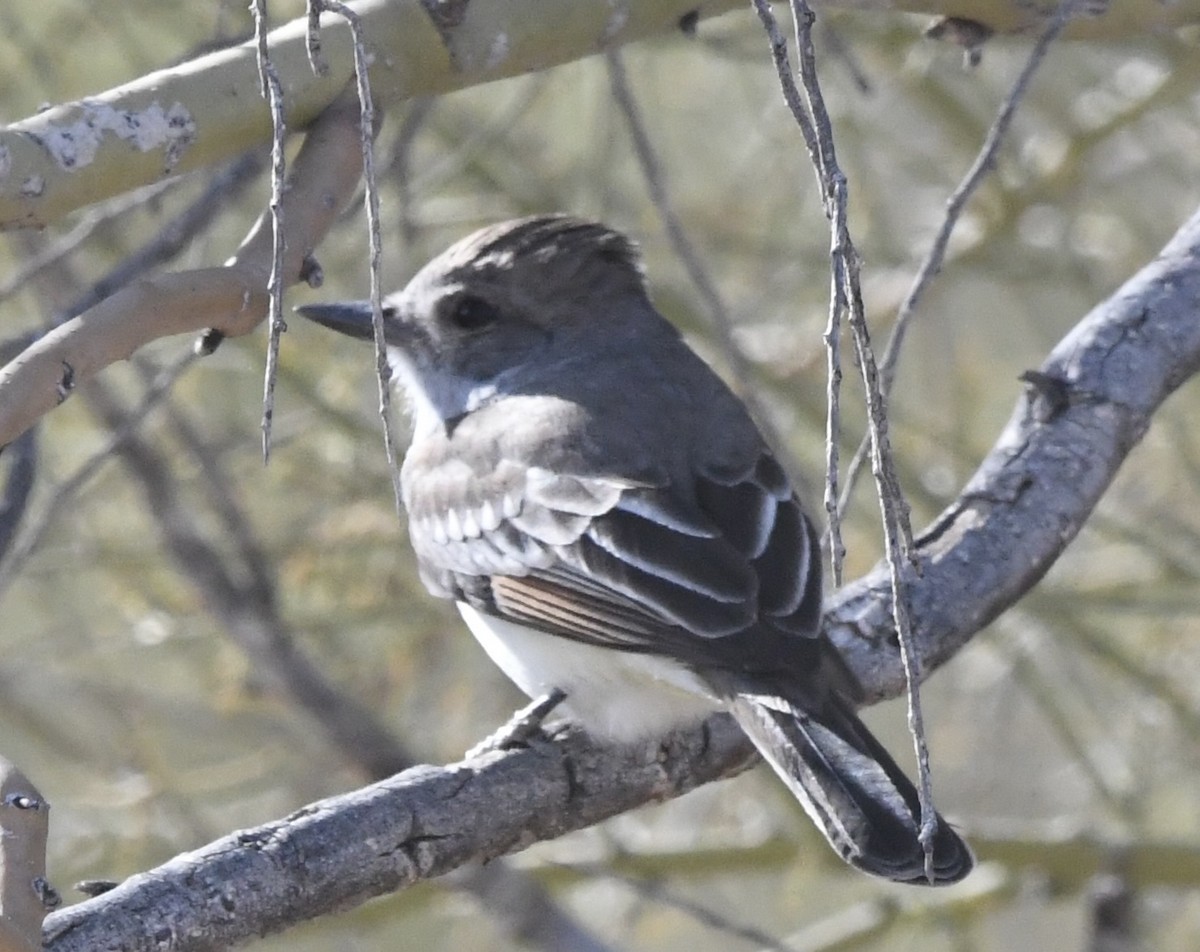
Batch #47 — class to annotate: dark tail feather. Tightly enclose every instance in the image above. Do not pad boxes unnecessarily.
[728,692,973,885]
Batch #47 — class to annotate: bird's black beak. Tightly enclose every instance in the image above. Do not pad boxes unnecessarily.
[295,301,405,345]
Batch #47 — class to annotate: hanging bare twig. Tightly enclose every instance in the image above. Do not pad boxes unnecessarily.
[747,0,846,588]
[750,0,938,877]
[251,0,290,463]
[837,0,1082,517]
[307,0,404,513]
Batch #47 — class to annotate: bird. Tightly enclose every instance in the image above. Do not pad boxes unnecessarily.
[297,214,972,885]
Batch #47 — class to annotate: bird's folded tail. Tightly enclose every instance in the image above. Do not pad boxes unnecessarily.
[727,692,973,885]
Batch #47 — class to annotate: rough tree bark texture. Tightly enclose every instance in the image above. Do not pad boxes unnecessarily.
[830,200,1200,696]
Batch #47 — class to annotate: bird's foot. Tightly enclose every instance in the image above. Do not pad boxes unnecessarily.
[465,688,567,758]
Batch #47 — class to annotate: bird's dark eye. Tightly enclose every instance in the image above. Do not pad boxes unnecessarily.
[446,294,502,331]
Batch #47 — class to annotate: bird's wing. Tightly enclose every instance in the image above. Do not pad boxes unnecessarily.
[407,451,824,675]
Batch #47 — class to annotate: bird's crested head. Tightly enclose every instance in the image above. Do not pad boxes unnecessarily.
[298,215,663,429]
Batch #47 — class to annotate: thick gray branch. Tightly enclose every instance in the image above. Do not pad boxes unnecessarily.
[44,719,756,952]
[829,203,1200,700]
[39,208,1200,949]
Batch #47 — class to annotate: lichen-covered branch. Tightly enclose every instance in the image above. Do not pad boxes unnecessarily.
[0,0,742,230]
[0,90,365,451]
[3,0,1199,231]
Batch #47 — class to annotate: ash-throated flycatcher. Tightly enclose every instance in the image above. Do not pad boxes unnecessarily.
[298,215,972,884]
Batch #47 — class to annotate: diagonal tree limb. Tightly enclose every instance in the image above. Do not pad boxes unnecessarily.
[0,0,743,231]
[4,1,1196,232]
[40,200,1200,952]
[827,202,1200,700]
[0,88,366,452]
[43,718,755,952]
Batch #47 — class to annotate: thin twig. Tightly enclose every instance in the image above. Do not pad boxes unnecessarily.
[749,0,819,162]
[61,153,264,323]
[562,862,795,952]
[748,0,845,583]
[304,1,330,75]
[837,0,1081,516]
[0,352,197,602]
[821,308,845,584]
[604,48,805,489]
[388,97,434,249]
[791,1,917,549]
[0,180,178,306]
[252,0,289,463]
[309,0,404,514]
[794,0,939,874]
[0,427,37,565]
[753,0,939,875]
